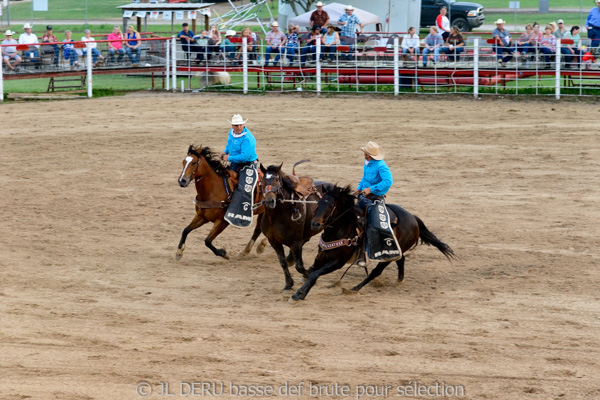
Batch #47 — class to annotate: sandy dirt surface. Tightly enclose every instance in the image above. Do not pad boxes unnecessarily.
[1,93,599,400]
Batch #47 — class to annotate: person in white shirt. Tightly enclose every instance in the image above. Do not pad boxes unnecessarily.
[436,6,451,40]
[81,29,105,67]
[18,23,40,62]
[401,26,420,65]
[2,30,22,70]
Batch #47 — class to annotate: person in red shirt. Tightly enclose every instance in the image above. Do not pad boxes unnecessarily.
[41,25,59,66]
[436,6,451,40]
[310,1,330,34]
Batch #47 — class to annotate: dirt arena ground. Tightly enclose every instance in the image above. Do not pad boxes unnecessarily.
[1,93,599,400]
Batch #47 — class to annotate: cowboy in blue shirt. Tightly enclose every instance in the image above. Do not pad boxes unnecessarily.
[355,141,394,266]
[220,114,258,172]
[586,0,600,49]
[338,5,364,38]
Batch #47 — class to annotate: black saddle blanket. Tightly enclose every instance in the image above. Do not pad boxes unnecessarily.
[224,162,258,228]
[366,198,402,262]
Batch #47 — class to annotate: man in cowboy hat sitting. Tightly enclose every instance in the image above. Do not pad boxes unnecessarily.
[265,22,286,67]
[2,30,22,71]
[493,18,516,66]
[18,23,40,62]
[354,142,401,267]
[220,114,260,228]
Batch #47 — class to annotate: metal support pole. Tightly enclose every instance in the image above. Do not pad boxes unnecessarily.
[473,38,479,99]
[165,39,170,90]
[171,36,176,91]
[393,36,399,96]
[316,39,321,94]
[243,37,248,94]
[86,42,93,98]
[555,38,561,99]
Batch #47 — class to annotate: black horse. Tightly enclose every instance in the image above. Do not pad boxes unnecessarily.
[290,185,455,302]
[260,163,331,291]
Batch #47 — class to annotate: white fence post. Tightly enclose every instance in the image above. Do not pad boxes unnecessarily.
[473,38,479,99]
[316,39,321,95]
[0,57,4,102]
[86,42,93,98]
[171,36,176,91]
[243,36,248,94]
[393,36,399,96]
[555,38,561,100]
[165,39,170,91]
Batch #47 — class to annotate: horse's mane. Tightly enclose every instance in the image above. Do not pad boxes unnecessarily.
[327,184,356,208]
[188,145,229,176]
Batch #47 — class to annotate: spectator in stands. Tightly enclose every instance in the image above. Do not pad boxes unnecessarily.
[554,20,566,39]
[562,25,584,69]
[441,26,464,62]
[517,24,534,65]
[531,23,543,46]
[125,25,142,67]
[2,30,21,71]
[337,5,363,38]
[321,24,340,62]
[18,23,40,62]
[401,26,420,66]
[209,25,222,60]
[585,0,600,49]
[548,22,558,35]
[42,25,59,66]
[264,22,286,67]
[493,19,515,67]
[221,30,238,60]
[301,26,321,66]
[539,25,557,69]
[436,6,451,41]
[62,30,79,69]
[177,22,202,63]
[234,27,254,63]
[422,26,443,67]
[285,25,300,66]
[107,26,125,64]
[310,1,330,34]
[81,29,105,67]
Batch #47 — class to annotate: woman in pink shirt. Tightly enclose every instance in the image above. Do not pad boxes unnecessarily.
[107,25,125,63]
[539,25,557,68]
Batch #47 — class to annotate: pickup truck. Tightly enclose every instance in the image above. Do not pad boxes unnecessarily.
[421,0,485,32]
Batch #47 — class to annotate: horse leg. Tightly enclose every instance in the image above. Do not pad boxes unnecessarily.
[270,240,294,291]
[286,252,295,268]
[291,260,343,302]
[396,255,405,282]
[256,237,269,254]
[240,215,263,257]
[204,218,230,259]
[350,261,392,292]
[176,213,208,261]
[290,243,307,279]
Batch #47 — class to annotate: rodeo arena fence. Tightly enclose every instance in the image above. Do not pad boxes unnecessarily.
[2,31,600,100]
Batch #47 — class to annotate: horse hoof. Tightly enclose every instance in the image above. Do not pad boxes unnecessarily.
[288,296,300,305]
[175,246,185,261]
[342,287,360,295]
[216,249,229,259]
[256,246,265,255]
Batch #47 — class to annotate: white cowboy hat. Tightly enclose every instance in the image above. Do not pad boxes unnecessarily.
[271,21,279,27]
[225,30,236,37]
[360,141,384,161]
[345,5,355,11]
[316,1,324,6]
[23,23,32,29]
[494,19,506,25]
[229,114,248,125]
[4,30,16,36]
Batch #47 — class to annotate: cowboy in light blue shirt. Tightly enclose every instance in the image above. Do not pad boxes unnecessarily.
[338,5,363,38]
[357,141,393,196]
[220,114,258,172]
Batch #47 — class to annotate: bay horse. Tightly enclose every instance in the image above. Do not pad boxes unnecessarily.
[290,185,455,302]
[260,163,332,291]
[176,145,266,260]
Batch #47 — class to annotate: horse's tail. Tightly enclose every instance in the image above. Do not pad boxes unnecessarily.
[292,159,311,176]
[415,215,456,262]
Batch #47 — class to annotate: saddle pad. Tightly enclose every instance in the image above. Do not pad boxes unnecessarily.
[366,199,402,262]
[224,163,258,228]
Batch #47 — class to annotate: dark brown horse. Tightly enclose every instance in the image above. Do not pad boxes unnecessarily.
[177,145,266,260]
[290,185,455,302]
[259,163,332,291]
